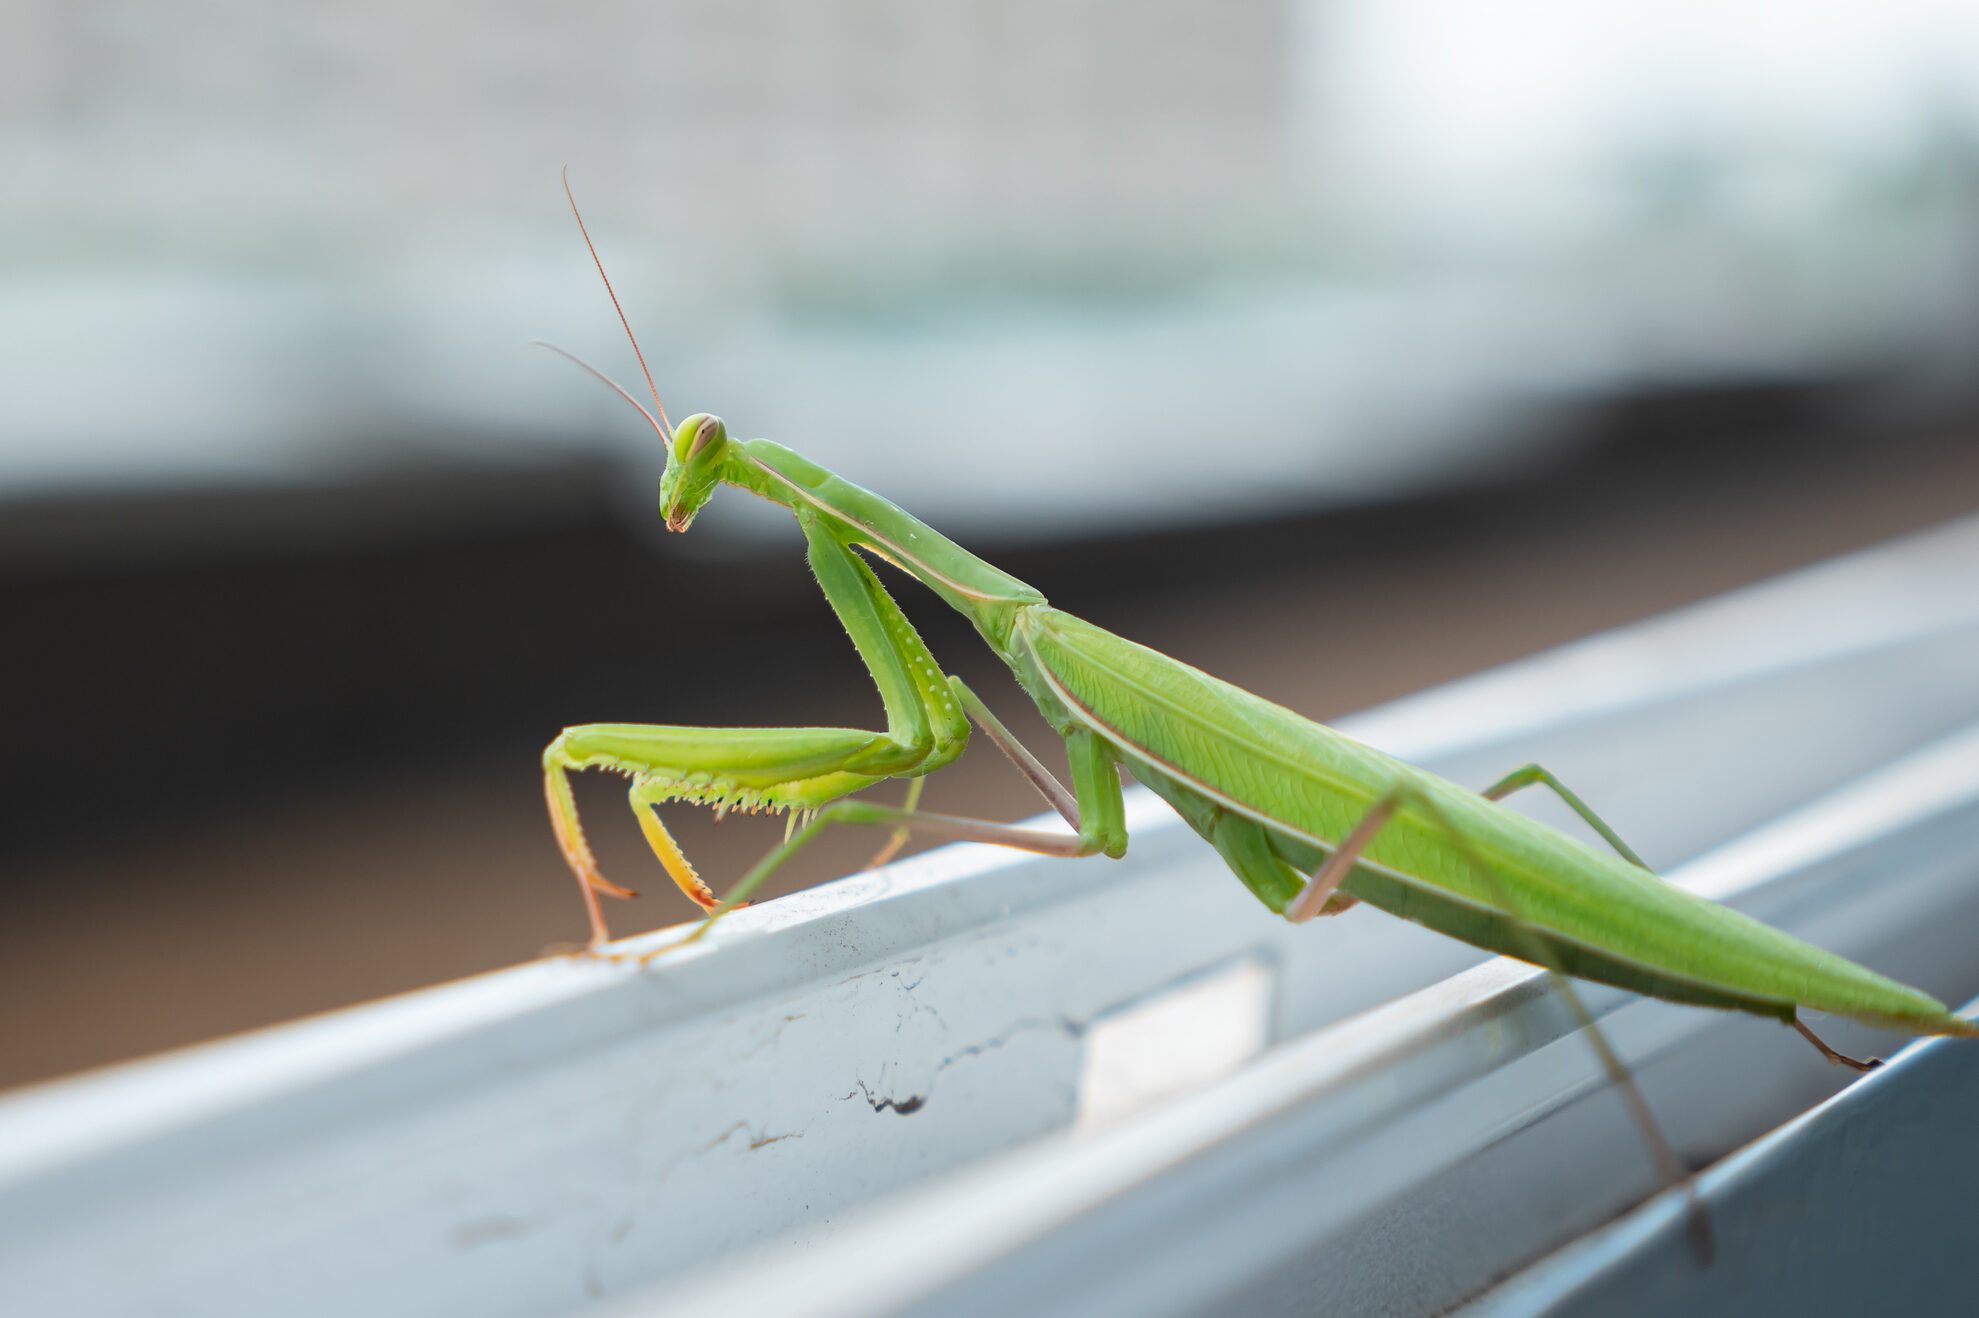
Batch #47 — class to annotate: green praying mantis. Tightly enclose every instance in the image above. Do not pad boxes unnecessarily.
[537,176,1973,1246]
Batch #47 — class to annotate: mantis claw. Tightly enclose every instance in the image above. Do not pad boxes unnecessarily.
[588,874,639,901]
[1793,1016,1882,1072]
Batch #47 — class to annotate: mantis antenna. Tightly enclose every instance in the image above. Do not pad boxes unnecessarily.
[558,165,673,438]
[528,339,669,439]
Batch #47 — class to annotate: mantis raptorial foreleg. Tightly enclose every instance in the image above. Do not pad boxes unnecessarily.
[1285,777,1714,1261]
[543,515,969,946]
[637,727,1129,960]
[547,723,891,944]
[628,778,724,911]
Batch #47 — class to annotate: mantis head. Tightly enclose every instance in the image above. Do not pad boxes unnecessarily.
[659,413,729,532]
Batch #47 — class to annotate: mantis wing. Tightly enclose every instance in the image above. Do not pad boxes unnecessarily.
[1023,607,1975,1037]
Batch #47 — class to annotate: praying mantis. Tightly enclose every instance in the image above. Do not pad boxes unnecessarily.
[536,175,1973,1247]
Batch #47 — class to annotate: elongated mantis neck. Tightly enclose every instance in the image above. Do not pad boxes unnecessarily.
[727,437,1044,637]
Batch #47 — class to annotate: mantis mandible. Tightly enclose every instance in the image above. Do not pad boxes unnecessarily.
[537,175,1973,1249]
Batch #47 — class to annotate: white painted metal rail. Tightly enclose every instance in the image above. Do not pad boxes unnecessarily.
[5,515,1979,1317]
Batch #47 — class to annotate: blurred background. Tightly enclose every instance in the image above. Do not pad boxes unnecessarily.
[6,0,1979,1091]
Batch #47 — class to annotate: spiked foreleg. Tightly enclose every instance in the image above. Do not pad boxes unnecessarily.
[637,727,1131,956]
[628,778,721,912]
[802,513,970,767]
[543,723,894,944]
[541,516,978,946]
[544,746,636,947]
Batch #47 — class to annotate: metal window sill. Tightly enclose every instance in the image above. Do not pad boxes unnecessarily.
[4,515,1979,1318]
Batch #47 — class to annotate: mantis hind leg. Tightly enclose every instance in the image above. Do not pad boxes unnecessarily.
[1288,779,1715,1262]
[1480,762,1649,869]
[1483,760,1880,1071]
[1793,1016,1880,1072]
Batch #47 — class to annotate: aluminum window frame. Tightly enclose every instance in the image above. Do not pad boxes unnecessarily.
[5,515,1979,1318]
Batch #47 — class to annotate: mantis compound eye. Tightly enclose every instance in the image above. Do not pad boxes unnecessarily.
[671,412,722,461]
[692,415,725,456]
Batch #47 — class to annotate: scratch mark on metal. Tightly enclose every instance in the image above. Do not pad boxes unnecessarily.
[841,1015,1088,1116]
[452,1216,533,1249]
[695,1120,803,1154]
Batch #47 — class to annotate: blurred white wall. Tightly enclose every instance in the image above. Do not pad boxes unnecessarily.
[1300,0,1979,249]
[5,0,1978,538]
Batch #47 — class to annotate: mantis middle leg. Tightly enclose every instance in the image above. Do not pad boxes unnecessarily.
[1480,762,1648,869]
[862,676,1079,868]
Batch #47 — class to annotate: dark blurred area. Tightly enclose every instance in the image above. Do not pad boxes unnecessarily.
[6,3,1979,1091]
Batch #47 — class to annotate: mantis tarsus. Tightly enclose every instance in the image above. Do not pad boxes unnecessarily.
[538,175,1974,1255]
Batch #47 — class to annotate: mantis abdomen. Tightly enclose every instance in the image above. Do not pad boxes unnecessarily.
[1021,605,1973,1036]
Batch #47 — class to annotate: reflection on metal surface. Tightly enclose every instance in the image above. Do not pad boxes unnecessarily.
[1468,996,1979,1316]
[1076,958,1275,1134]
